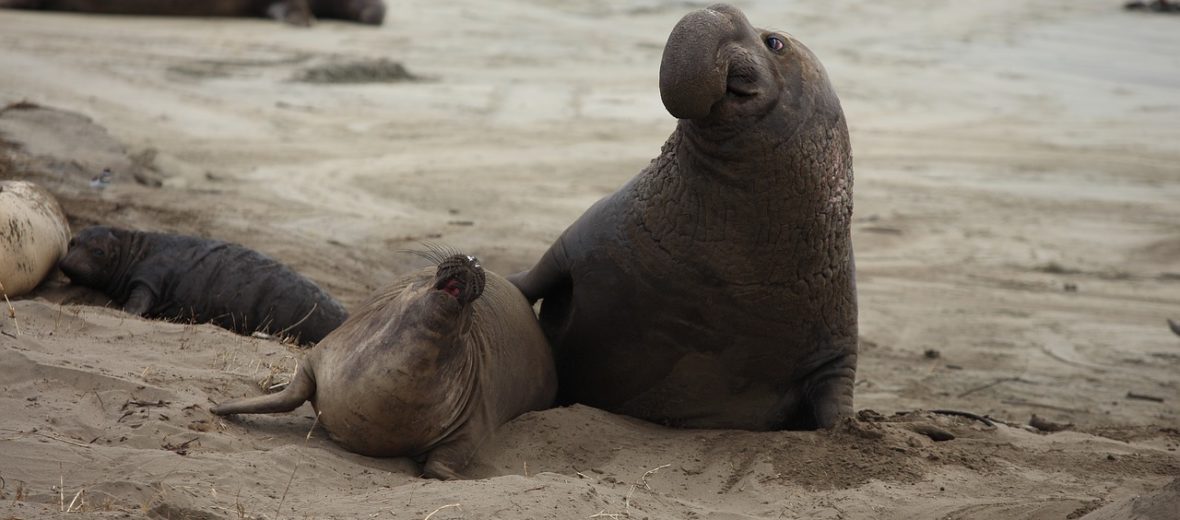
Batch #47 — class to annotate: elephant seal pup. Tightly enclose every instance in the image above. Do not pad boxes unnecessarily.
[0,180,70,297]
[212,252,557,479]
[0,0,386,25]
[58,225,347,345]
[510,4,857,431]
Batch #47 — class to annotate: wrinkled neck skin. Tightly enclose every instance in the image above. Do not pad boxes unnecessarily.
[632,79,852,287]
[387,291,482,450]
[330,279,482,424]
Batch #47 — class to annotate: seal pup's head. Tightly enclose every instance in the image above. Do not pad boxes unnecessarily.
[58,226,123,289]
[659,4,841,139]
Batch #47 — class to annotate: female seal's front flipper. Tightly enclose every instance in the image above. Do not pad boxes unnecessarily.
[211,363,316,415]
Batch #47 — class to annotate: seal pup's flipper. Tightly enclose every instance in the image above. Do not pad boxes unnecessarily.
[123,284,155,316]
[211,362,315,415]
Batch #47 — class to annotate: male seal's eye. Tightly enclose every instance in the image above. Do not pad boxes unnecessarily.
[91,248,104,257]
[765,36,785,52]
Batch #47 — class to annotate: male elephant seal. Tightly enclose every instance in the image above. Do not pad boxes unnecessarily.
[510,4,857,431]
[0,0,386,25]
[58,225,347,345]
[0,180,70,297]
[212,252,557,479]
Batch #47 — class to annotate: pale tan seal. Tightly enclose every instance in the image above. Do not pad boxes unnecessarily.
[212,252,557,479]
[0,180,70,297]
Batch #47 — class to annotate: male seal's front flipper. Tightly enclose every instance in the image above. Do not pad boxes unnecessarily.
[211,362,315,415]
[508,240,571,304]
[803,352,857,429]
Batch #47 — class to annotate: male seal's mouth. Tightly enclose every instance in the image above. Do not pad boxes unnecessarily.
[725,70,759,98]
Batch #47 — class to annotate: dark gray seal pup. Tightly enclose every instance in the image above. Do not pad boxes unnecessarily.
[0,0,386,25]
[58,225,347,345]
[212,252,557,479]
[510,4,857,431]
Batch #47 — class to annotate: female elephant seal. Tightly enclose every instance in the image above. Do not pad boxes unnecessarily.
[0,180,70,297]
[510,4,857,431]
[212,252,557,479]
[58,225,347,345]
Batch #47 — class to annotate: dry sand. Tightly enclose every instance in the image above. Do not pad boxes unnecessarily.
[1,0,1179,518]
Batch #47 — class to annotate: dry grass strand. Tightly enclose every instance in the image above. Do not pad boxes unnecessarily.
[274,410,321,520]
[422,503,461,520]
[0,281,21,335]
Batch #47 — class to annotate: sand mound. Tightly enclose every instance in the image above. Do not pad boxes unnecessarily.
[292,58,418,84]
[1,299,1176,519]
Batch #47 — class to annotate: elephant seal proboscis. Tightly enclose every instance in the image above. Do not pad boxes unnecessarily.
[510,3,857,431]
[212,251,557,479]
[58,225,348,345]
[0,0,386,26]
[0,180,70,298]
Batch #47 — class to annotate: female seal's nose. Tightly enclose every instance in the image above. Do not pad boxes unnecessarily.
[434,255,486,304]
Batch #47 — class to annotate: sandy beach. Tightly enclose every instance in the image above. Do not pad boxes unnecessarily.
[1,0,1178,518]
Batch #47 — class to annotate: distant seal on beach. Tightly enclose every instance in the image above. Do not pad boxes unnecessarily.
[212,251,557,479]
[509,3,857,431]
[0,180,70,298]
[1124,0,1180,12]
[0,0,386,26]
[58,225,347,345]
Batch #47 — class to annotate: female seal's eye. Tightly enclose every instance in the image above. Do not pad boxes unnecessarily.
[765,36,784,52]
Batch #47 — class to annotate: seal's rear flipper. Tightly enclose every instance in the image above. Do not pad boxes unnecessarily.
[211,363,315,415]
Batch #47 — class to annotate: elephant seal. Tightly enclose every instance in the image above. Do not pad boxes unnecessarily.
[0,0,386,25]
[510,4,857,431]
[0,180,70,297]
[212,252,557,479]
[58,225,347,345]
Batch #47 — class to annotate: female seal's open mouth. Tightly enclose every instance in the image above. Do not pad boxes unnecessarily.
[437,278,464,299]
[432,253,486,304]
